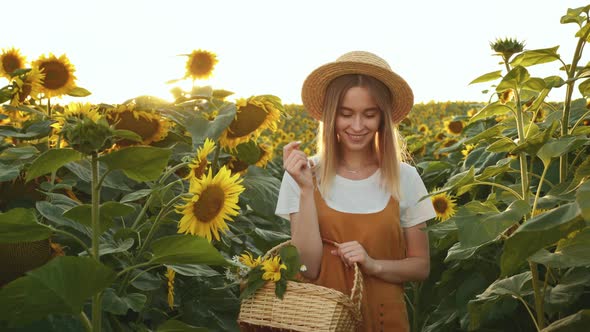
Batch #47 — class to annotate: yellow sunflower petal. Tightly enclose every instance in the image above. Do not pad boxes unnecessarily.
[431,191,457,222]
[0,47,26,79]
[106,104,170,147]
[186,138,216,182]
[176,166,245,242]
[10,67,45,106]
[185,49,218,80]
[219,96,282,150]
[32,53,77,98]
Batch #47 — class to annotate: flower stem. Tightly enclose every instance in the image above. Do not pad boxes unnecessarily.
[212,144,221,173]
[529,261,545,330]
[50,227,91,256]
[531,164,550,216]
[79,311,92,332]
[561,21,589,182]
[516,294,541,331]
[90,152,102,332]
[464,181,523,200]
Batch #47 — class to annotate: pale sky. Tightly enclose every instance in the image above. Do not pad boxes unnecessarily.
[2,0,590,105]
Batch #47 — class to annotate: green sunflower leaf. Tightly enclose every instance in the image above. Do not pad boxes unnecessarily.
[0,256,116,326]
[25,148,83,182]
[98,146,172,182]
[149,234,229,266]
[0,208,52,243]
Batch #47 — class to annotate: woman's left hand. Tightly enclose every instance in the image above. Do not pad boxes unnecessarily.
[331,240,381,276]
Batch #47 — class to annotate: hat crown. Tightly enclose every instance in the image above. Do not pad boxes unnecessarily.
[336,51,392,71]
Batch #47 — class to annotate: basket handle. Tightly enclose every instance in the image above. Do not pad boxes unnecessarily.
[265,240,364,311]
[321,239,363,308]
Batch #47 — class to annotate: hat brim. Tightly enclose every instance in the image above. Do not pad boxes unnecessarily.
[301,61,413,123]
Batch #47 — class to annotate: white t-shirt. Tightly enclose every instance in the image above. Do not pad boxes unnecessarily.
[275,160,436,228]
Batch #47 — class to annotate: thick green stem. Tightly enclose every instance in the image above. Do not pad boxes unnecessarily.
[529,262,545,330]
[531,164,550,216]
[465,181,523,200]
[212,144,221,173]
[79,312,92,332]
[130,194,155,230]
[569,109,590,134]
[50,227,91,256]
[90,153,102,332]
[136,194,184,258]
[516,294,541,331]
[118,194,186,293]
[504,60,529,203]
[561,23,589,182]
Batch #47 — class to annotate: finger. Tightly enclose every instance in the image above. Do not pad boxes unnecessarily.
[282,141,302,159]
[284,151,308,170]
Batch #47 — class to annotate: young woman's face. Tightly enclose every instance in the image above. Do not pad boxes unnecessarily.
[335,86,382,153]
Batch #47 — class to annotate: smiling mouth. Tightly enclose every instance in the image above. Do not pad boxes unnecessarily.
[346,133,367,141]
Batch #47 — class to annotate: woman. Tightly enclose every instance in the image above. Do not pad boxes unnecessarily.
[276,51,436,331]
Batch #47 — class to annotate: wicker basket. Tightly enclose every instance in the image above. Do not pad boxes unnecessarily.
[238,240,363,331]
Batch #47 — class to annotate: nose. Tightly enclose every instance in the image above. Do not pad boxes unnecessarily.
[351,114,363,131]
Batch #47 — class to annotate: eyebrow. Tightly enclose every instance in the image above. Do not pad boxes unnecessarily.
[339,106,380,112]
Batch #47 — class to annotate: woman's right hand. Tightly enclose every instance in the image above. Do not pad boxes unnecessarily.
[283,141,314,191]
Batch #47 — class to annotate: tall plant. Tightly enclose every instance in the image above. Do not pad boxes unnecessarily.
[412,5,590,332]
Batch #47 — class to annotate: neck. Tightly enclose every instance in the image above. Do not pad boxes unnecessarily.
[339,152,378,173]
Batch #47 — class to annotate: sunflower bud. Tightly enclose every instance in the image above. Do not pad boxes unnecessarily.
[498,89,514,104]
[62,116,115,154]
[490,37,525,62]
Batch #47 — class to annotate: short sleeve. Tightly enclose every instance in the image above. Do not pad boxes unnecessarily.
[399,164,436,228]
[275,171,301,221]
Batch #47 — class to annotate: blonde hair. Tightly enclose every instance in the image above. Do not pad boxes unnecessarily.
[315,74,408,200]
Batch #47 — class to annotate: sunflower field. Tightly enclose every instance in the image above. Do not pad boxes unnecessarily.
[1,4,590,332]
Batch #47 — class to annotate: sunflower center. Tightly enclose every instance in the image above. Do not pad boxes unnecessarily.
[448,121,463,134]
[189,53,215,77]
[193,160,208,179]
[192,185,225,223]
[229,159,249,173]
[18,83,33,103]
[2,54,22,75]
[432,197,448,213]
[443,139,458,147]
[112,111,160,143]
[40,61,70,90]
[228,105,267,138]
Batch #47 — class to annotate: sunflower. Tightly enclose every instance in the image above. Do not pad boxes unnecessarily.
[418,124,430,135]
[498,89,514,104]
[52,102,101,134]
[442,138,458,148]
[467,108,477,117]
[261,255,287,282]
[51,102,113,152]
[11,67,45,105]
[461,144,475,157]
[165,267,175,309]
[434,132,446,142]
[185,49,218,80]
[239,252,262,268]
[0,47,26,79]
[219,96,282,150]
[32,53,77,98]
[176,166,245,242]
[106,104,170,147]
[444,120,463,135]
[431,191,457,222]
[255,143,274,168]
[186,138,216,184]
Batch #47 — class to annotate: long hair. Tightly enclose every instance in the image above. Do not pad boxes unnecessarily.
[315,74,408,200]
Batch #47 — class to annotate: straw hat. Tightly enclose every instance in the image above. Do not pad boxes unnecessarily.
[301,51,413,123]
